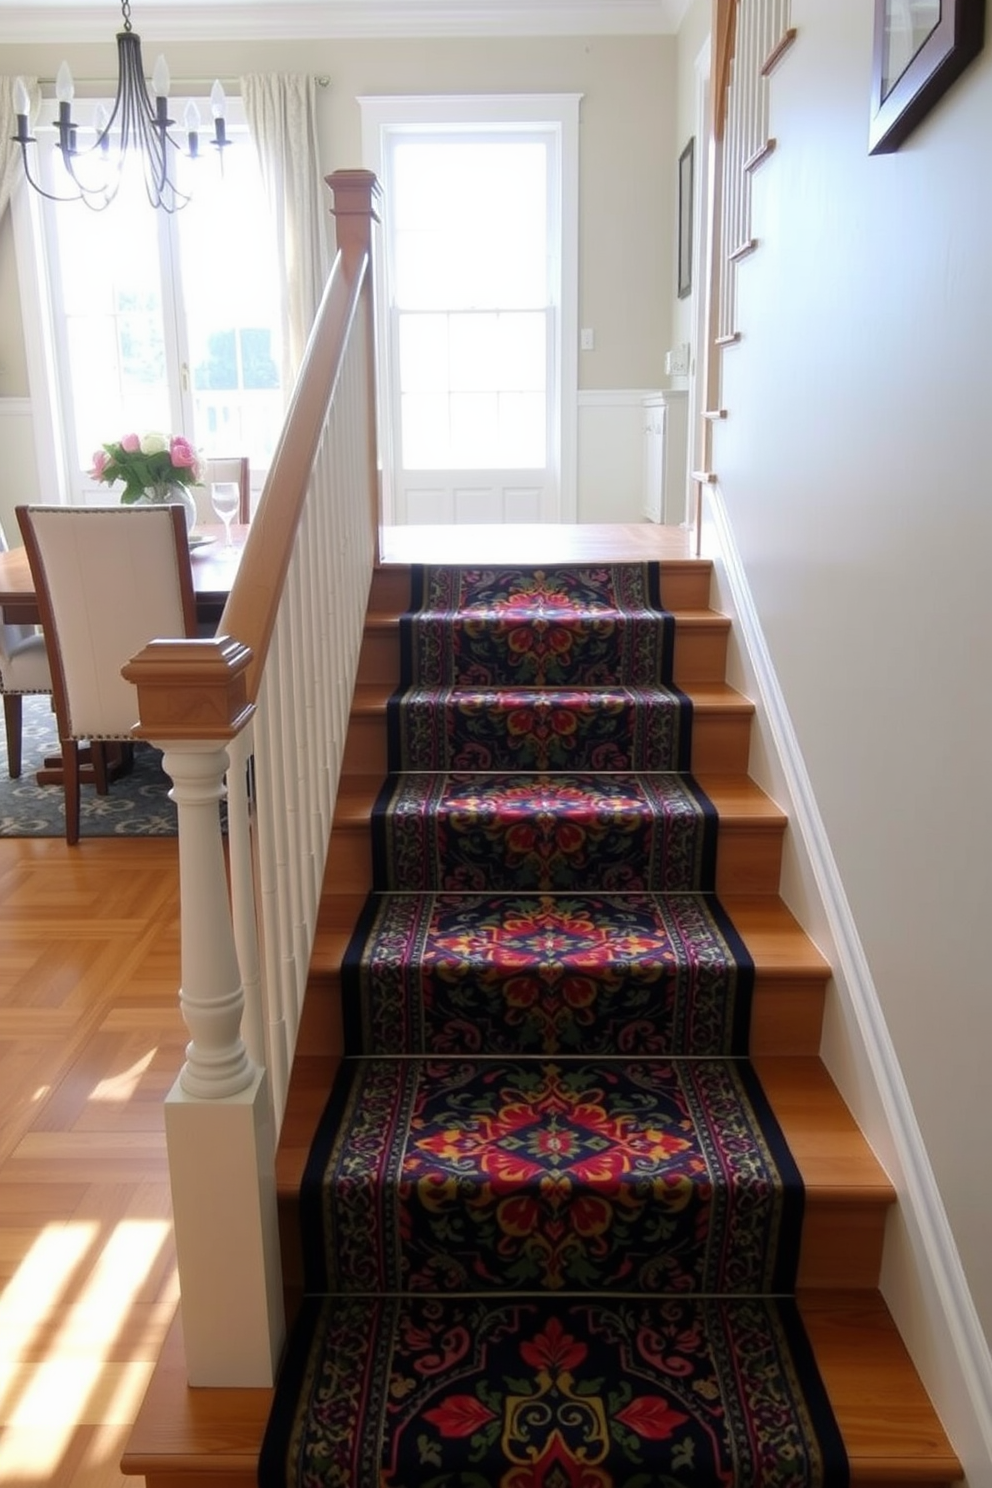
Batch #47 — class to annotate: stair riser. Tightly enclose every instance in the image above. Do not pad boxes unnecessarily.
[277,1191,888,1295]
[358,617,730,688]
[296,967,827,1060]
[343,705,752,777]
[369,562,715,615]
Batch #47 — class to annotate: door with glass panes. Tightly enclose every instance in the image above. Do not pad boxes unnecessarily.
[365,97,578,526]
[35,100,283,508]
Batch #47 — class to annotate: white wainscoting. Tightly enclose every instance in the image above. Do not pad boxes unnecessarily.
[577,388,686,525]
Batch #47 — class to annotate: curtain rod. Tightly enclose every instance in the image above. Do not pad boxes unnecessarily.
[36,74,330,91]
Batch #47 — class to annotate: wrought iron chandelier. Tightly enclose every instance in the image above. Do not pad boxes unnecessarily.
[11,0,229,212]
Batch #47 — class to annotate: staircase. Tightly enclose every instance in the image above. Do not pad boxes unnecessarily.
[124,532,962,1487]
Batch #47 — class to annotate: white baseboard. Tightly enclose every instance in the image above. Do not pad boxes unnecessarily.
[701,481,992,1486]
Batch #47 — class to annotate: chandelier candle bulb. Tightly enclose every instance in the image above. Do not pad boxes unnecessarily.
[184,98,201,158]
[12,77,31,143]
[9,0,232,210]
[210,80,228,149]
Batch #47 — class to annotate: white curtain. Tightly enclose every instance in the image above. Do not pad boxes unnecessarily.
[0,77,37,222]
[241,74,331,399]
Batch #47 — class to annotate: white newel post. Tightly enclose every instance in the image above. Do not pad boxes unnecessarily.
[123,637,286,1387]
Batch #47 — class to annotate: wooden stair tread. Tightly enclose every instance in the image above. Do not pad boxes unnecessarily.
[753,1056,892,1197]
[349,677,754,713]
[273,1052,893,1293]
[274,1053,893,1206]
[799,1290,963,1482]
[124,1293,960,1488]
[330,769,781,822]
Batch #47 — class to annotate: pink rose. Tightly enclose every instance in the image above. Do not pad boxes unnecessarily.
[169,435,197,470]
[90,449,110,479]
[120,432,141,452]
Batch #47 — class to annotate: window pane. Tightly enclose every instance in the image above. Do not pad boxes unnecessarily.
[450,392,498,465]
[399,314,449,392]
[449,315,500,392]
[50,172,170,465]
[402,393,450,468]
[175,143,284,466]
[43,114,283,488]
[499,392,546,467]
[392,139,547,309]
[496,314,546,391]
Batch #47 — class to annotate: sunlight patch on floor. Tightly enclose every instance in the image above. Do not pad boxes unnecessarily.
[0,1220,171,1480]
[90,1052,157,1105]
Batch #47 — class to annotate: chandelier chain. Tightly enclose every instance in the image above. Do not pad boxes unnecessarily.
[120,0,133,32]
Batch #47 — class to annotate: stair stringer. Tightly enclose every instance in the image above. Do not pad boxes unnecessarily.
[701,483,992,1487]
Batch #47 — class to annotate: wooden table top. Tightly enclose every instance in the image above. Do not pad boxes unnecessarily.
[0,522,248,622]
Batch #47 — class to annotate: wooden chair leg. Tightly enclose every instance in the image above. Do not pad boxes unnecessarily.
[3,694,23,779]
[63,738,81,846]
[90,741,109,796]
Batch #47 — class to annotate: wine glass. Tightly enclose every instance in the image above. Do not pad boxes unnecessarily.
[210,481,240,548]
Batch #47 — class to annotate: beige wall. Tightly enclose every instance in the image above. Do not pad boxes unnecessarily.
[0,33,676,391]
[707,0,992,1392]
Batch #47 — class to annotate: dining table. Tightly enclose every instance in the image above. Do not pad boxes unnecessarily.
[0,522,249,787]
[0,522,248,628]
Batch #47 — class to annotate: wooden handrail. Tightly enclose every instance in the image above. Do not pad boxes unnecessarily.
[220,170,382,703]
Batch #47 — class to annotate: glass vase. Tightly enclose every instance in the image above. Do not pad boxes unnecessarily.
[134,482,198,535]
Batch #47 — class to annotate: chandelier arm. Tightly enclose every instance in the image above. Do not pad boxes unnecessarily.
[10,0,226,212]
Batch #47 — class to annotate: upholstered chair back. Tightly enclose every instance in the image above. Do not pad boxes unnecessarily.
[197,456,251,525]
[16,504,197,742]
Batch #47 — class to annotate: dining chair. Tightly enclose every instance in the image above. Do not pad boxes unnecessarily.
[197,456,252,526]
[0,518,52,779]
[16,503,197,844]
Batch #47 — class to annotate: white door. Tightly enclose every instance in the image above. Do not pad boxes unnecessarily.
[362,95,579,526]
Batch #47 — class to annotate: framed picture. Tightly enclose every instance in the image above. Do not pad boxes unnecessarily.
[677,137,694,299]
[869,0,985,154]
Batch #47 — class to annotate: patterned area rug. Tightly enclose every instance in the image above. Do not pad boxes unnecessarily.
[260,562,849,1487]
[371,772,717,893]
[262,1295,847,1488]
[387,684,694,772]
[0,695,178,837]
[400,564,676,688]
[341,891,755,1057]
[301,1056,803,1296]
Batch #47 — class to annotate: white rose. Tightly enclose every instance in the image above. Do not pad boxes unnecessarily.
[140,432,169,455]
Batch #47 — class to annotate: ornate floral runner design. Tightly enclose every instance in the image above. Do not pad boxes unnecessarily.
[301,1057,802,1297]
[260,1294,848,1488]
[388,684,693,773]
[261,561,848,1488]
[371,772,718,893]
[342,891,754,1056]
[401,564,676,688]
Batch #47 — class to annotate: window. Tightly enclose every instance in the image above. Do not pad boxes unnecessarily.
[361,95,579,526]
[30,97,282,504]
[392,135,549,472]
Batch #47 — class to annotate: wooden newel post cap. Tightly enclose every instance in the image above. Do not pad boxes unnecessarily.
[122,635,255,742]
[326,169,382,261]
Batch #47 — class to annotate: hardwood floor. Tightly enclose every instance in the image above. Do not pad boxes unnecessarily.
[0,525,688,1487]
[0,836,185,1488]
[0,523,687,1488]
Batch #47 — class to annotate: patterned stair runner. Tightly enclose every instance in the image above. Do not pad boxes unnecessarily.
[260,564,849,1487]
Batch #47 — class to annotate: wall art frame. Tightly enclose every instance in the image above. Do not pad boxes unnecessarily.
[677,136,694,299]
[869,0,985,154]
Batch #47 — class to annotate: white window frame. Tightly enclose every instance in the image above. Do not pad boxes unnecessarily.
[359,93,580,525]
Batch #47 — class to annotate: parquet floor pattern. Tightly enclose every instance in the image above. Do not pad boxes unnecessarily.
[0,836,184,1488]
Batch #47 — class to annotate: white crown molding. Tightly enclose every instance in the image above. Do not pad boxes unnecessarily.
[0,0,692,45]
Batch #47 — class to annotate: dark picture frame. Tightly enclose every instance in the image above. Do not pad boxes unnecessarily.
[677,137,694,299]
[869,0,985,154]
